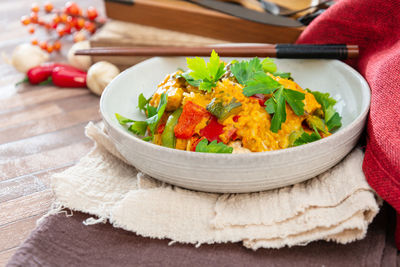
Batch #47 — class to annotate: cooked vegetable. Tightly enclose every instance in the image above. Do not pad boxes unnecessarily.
[265,87,305,133]
[117,51,342,153]
[195,139,233,153]
[305,115,329,135]
[206,98,242,120]
[174,101,209,139]
[115,93,168,139]
[307,90,342,131]
[161,108,183,148]
[145,93,168,134]
[292,126,322,146]
[199,116,224,142]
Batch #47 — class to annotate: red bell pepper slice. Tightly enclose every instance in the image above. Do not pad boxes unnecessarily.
[157,123,166,134]
[250,94,267,107]
[174,101,209,139]
[199,115,224,142]
[189,136,206,151]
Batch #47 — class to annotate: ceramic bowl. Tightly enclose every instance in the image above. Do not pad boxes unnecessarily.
[100,57,370,193]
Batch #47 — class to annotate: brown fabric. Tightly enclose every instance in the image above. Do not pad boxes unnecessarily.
[7,204,398,267]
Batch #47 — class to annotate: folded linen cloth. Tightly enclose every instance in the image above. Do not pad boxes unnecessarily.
[296,0,400,249]
[49,122,379,249]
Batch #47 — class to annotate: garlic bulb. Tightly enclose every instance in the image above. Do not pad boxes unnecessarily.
[67,40,91,71]
[11,44,49,73]
[86,61,120,96]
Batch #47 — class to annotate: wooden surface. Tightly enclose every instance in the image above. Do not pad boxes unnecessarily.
[104,0,306,43]
[1,1,397,266]
[0,0,103,265]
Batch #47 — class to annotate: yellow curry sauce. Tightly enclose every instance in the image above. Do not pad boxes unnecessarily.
[149,70,323,153]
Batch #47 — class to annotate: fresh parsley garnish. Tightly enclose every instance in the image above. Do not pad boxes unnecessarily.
[273,72,292,80]
[242,72,282,96]
[307,90,342,131]
[137,93,151,112]
[292,126,321,146]
[115,93,168,139]
[267,88,305,132]
[115,113,134,124]
[261,57,277,73]
[195,139,233,153]
[230,57,305,133]
[145,93,168,134]
[181,50,225,92]
[230,57,263,85]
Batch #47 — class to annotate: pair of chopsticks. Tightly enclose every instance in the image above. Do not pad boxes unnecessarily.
[75,44,359,59]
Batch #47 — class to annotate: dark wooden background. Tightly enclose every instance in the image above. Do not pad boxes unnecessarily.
[0,0,103,264]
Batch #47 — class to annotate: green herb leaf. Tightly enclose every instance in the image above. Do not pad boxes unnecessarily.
[115,113,134,124]
[116,93,168,137]
[261,57,277,73]
[269,87,286,133]
[273,72,292,80]
[137,93,150,112]
[292,126,321,146]
[147,105,157,118]
[230,57,263,85]
[142,136,153,142]
[115,113,148,136]
[283,89,305,116]
[292,131,321,146]
[128,121,148,136]
[326,111,342,131]
[268,88,305,133]
[242,72,281,96]
[182,50,225,92]
[265,97,276,114]
[181,71,201,87]
[146,93,168,134]
[307,90,342,131]
[195,139,233,153]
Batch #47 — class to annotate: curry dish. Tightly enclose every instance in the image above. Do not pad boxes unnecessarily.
[116,52,342,154]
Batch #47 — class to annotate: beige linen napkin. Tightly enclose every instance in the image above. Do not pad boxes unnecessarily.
[50,122,379,250]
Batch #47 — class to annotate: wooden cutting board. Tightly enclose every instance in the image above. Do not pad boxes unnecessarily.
[91,0,314,68]
[103,0,308,43]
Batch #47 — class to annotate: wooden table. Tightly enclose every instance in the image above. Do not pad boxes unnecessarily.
[0,0,103,265]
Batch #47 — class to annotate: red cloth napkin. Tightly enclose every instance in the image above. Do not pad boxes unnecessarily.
[296,0,400,249]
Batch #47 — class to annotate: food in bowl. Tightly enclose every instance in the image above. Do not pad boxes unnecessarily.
[116,51,342,154]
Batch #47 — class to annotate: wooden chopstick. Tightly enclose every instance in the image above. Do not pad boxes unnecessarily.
[75,44,359,59]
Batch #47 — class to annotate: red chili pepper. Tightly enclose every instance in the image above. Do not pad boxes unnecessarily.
[199,116,224,142]
[250,94,267,107]
[174,101,210,139]
[17,63,73,85]
[233,115,240,122]
[51,66,87,88]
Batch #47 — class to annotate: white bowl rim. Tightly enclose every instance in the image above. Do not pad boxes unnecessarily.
[100,57,371,159]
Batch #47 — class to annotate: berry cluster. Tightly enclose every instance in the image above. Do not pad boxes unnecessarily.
[20,1,104,53]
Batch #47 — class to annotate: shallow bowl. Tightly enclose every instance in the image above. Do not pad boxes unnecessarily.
[100,57,370,193]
